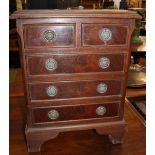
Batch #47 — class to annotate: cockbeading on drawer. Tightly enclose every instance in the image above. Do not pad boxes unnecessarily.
[23,24,75,48]
[32,102,120,124]
[26,53,126,76]
[82,24,128,47]
[29,79,122,101]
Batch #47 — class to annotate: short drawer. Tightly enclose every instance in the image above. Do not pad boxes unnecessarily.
[29,80,122,101]
[82,24,128,46]
[23,24,75,48]
[32,102,120,124]
[27,53,125,75]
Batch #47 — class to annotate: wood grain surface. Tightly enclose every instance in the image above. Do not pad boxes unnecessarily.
[10,96,146,155]
[11,9,140,152]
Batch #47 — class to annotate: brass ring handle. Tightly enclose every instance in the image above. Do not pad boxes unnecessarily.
[45,58,58,71]
[96,106,106,116]
[46,86,58,97]
[99,28,112,42]
[43,30,56,41]
[98,57,110,69]
[48,110,59,120]
[97,83,107,94]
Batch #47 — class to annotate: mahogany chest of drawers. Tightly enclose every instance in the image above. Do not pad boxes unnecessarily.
[11,9,140,152]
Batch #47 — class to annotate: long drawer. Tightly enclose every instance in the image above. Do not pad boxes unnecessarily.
[26,53,126,75]
[23,24,75,48]
[32,102,120,124]
[29,79,122,101]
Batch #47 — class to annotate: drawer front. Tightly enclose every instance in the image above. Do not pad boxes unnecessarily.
[24,24,75,48]
[82,24,128,46]
[32,102,120,124]
[27,53,125,75]
[29,80,122,101]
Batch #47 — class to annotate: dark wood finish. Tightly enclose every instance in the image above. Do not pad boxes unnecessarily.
[24,24,75,48]
[10,96,146,155]
[27,53,126,75]
[25,120,126,152]
[82,24,128,46]
[29,80,122,100]
[10,9,142,19]
[25,126,59,152]
[9,68,146,100]
[32,102,120,124]
[11,10,140,152]
[29,95,123,108]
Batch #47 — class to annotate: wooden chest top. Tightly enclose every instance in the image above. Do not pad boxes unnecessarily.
[10,9,141,19]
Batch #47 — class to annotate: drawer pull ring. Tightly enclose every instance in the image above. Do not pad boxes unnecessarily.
[99,57,110,69]
[97,83,107,94]
[47,86,58,97]
[43,30,56,41]
[45,58,58,71]
[96,106,106,116]
[48,110,59,120]
[99,28,112,43]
